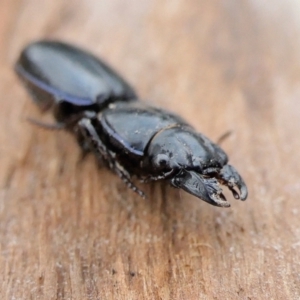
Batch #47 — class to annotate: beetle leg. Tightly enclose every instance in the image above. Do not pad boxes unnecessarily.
[77,118,111,161]
[219,164,248,200]
[28,111,97,131]
[77,118,145,198]
[140,169,175,183]
[27,117,65,130]
[114,162,146,198]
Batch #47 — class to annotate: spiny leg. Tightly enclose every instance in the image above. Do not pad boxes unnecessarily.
[140,169,175,183]
[77,118,145,198]
[114,161,145,199]
[77,118,113,163]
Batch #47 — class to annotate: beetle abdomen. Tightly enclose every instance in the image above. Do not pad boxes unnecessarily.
[15,41,137,111]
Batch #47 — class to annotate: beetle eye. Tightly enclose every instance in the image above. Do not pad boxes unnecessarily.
[153,154,169,169]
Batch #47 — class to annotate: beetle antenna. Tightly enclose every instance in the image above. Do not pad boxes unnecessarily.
[216,130,233,145]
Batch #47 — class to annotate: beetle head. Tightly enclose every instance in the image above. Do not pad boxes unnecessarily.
[144,126,228,172]
[143,127,196,174]
[144,127,248,206]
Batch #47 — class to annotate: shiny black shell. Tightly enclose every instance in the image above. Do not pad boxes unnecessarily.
[15,41,137,121]
[95,101,228,176]
[99,102,189,157]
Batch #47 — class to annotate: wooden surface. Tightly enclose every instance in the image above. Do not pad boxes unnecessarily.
[1,0,300,299]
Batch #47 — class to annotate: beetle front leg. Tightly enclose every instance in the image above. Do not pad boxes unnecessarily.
[77,118,145,198]
[140,169,176,183]
[114,161,146,199]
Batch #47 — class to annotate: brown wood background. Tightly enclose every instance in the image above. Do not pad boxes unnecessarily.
[1,0,300,299]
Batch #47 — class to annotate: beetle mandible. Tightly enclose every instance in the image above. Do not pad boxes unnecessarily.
[15,40,248,207]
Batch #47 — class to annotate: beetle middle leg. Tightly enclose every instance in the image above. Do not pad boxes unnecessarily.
[27,117,65,130]
[77,117,145,198]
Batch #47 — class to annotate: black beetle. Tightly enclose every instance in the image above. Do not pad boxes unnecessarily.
[15,40,248,207]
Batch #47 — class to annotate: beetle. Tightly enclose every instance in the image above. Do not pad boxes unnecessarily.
[15,40,248,207]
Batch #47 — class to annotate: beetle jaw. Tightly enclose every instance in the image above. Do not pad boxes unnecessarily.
[170,170,231,207]
[170,165,248,207]
[218,164,248,201]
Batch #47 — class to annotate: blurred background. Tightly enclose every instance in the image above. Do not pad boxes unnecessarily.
[1,0,300,299]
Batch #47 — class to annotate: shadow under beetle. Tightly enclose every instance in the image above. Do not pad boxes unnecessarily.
[15,41,248,207]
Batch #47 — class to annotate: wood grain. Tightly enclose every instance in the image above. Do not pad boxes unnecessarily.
[1,0,300,299]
